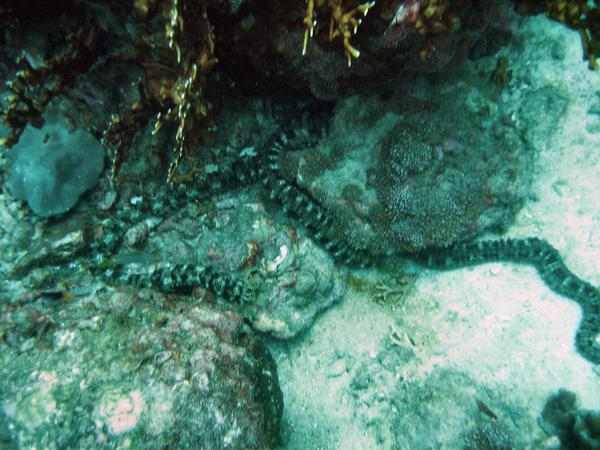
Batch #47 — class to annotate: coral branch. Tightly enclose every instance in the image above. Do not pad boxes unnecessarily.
[302,0,375,66]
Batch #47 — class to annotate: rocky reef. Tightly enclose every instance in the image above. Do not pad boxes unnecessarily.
[1,1,599,448]
[0,287,282,448]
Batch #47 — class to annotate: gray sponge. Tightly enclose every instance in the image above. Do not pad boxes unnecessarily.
[7,117,105,217]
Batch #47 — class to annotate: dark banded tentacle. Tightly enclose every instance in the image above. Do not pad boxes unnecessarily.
[193,151,261,195]
[260,134,372,268]
[108,263,247,303]
[104,129,600,364]
[416,237,600,363]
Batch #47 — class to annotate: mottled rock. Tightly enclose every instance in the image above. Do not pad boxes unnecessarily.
[10,216,91,278]
[0,288,283,449]
[540,389,600,450]
[143,200,346,339]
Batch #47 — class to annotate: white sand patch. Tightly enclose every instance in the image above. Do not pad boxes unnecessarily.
[270,15,600,449]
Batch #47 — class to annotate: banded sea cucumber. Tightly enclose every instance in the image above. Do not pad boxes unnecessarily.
[108,131,600,364]
[107,263,247,302]
[261,133,600,364]
[415,238,600,363]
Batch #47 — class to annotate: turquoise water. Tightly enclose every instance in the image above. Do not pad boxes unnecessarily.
[1,3,599,449]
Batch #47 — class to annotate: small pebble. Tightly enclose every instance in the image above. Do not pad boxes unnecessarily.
[327,359,346,378]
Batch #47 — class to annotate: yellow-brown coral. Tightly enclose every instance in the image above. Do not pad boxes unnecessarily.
[302,0,376,66]
[158,0,218,182]
[0,25,99,148]
[103,0,218,183]
[383,0,460,60]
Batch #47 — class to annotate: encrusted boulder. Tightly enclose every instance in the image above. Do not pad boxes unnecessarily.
[0,288,283,449]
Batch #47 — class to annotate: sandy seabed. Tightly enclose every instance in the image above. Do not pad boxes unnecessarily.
[267,15,600,450]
